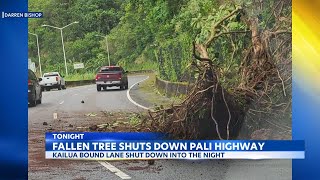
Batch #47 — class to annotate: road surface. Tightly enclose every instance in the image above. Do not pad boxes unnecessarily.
[28,75,291,180]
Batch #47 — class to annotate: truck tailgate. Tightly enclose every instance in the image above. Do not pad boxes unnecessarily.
[40,76,58,85]
[96,73,121,81]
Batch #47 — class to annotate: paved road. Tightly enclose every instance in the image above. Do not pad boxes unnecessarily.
[28,75,291,180]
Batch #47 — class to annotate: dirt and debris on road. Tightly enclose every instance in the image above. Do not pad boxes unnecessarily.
[28,110,151,173]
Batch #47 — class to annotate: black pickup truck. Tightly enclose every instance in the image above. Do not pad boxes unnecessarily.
[28,69,42,106]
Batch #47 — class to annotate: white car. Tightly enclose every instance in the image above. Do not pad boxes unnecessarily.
[40,72,66,91]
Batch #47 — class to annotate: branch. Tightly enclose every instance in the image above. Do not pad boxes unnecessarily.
[210,87,224,140]
[275,1,284,19]
[221,88,231,140]
[214,6,243,28]
[277,69,286,97]
[272,30,292,36]
[265,1,282,28]
[192,42,212,63]
[212,30,251,39]
[272,36,291,56]
[205,6,243,46]
[267,30,291,40]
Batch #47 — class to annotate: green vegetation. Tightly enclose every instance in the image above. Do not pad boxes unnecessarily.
[137,73,184,107]
[29,0,290,84]
[128,114,142,127]
[28,0,123,77]
[64,72,95,81]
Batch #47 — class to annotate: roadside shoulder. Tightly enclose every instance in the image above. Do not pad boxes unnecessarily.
[128,73,182,110]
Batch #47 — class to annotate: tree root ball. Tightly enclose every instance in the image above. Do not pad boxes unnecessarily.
[149,75,245,140]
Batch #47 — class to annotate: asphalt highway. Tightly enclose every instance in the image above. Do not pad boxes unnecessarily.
[28,75,291,180]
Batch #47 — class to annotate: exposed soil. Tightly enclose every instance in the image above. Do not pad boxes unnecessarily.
[28,111,148,172]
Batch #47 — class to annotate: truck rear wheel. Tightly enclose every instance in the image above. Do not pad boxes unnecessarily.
[97,85,101,91]
[58,84,62,90]
[120,84,125,90]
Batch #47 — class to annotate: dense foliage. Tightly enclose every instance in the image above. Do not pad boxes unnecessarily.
[28,0,123,76]
[29,0,290,82]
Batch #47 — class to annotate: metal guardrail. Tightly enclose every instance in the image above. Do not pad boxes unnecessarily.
[127,70,155,74]
[65,79,95,87]
[155,76,192,97]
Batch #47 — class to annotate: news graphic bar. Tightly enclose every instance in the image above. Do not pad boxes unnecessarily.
[45,132,305,160]
[1,12,43,18]
[45,151,304,160]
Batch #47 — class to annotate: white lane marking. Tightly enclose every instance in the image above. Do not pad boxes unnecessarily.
[73,93,78,96]
[98,161,131,179]
[96,76,149,179]
[53,113,58,119]
[59,101,64,104]
[126,76,150,110]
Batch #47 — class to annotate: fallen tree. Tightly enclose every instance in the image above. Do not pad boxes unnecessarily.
[146,1,292,140]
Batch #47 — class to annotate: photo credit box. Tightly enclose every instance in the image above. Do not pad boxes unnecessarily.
[1,11,43,18]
